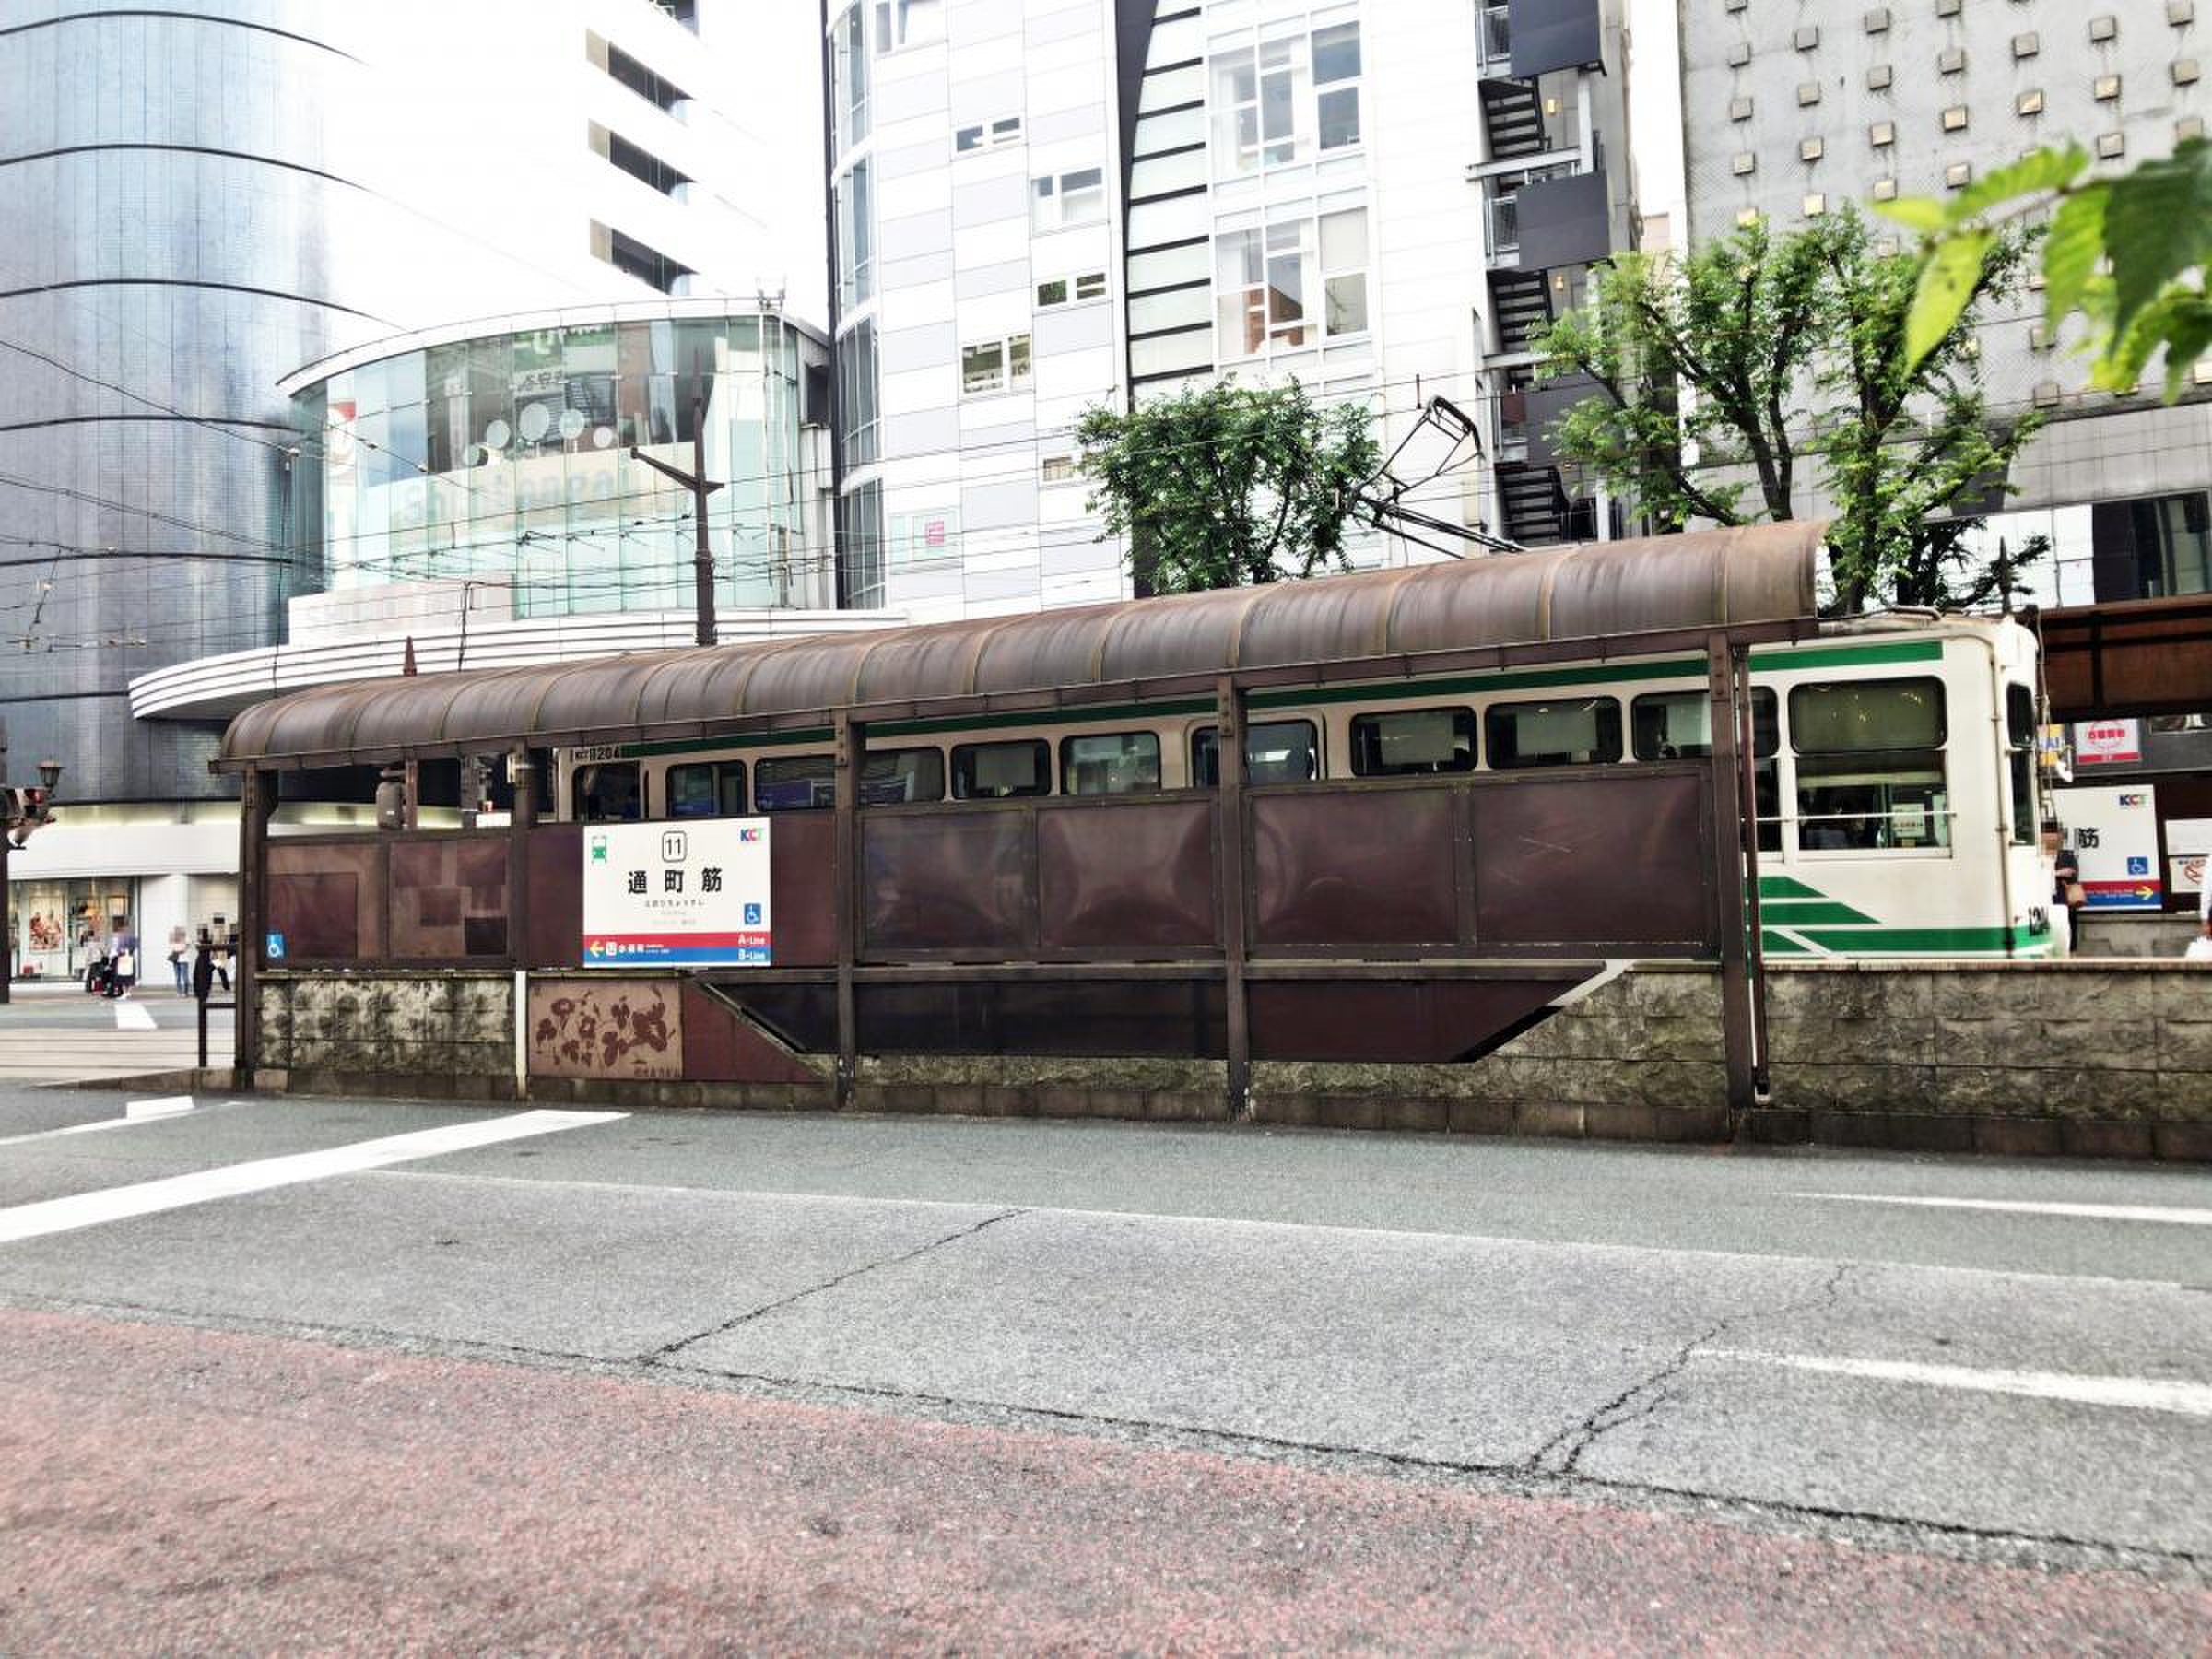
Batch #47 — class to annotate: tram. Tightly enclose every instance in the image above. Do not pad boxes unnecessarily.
[550,605,2056,961]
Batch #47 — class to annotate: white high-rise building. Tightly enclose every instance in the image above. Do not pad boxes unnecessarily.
[824,0,1637,624]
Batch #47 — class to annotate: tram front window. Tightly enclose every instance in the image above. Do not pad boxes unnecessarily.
[667,761,747,818]
[572,762,641,822]
[1791,678,1948,851]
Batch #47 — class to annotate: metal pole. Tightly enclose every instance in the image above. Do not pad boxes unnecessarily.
[833,712,861,1110]
[235,768,268,1085]
[1707,637,1757,1118]
[691,370,715,648]
[1216,677,1253,1122]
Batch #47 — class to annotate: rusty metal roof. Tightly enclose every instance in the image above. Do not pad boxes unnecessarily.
[218,523,1824,771]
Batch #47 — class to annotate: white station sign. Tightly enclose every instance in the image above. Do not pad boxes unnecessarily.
[581,819,772,967]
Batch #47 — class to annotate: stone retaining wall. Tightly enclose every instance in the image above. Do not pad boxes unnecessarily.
[250,963,2212,1160]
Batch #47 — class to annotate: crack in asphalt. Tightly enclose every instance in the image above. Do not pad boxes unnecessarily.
[635,1207,1028,1365]
[4,1285,2205,1585]
[1522,1261,1858,1478]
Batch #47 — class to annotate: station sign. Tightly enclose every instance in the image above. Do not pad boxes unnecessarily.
[581,820,771,967]
[2073,719,2142,768]
[2053,785,2164,910]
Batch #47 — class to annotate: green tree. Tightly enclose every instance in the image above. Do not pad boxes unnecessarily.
[1535,207,2039,612]
[1890,140,2212,399]
[1076,379,1380,594]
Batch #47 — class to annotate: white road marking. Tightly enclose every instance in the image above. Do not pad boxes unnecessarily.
[1782,1192,2212,1228]
[125,1097,193,1121]
[0,1101,232,1148]
[112,1001,157,1031]
[1701,1348,2212,1418]
[0,1110,625,1244]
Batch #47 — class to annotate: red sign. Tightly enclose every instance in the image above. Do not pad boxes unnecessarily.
[2076,720,2141,766]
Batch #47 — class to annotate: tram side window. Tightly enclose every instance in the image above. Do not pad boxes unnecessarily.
[666,760,747,818]
[2006,684,2036,846]
[1191,720,1321,786]
[1790,677,1948,852]
[755,748,946,811]
[1349,708,1477,776]
[1485,698,1621,770]
[1630,689,1781,851]
[1062,732,1161,795]
[572,761,642,823]
[952,739,1052,799]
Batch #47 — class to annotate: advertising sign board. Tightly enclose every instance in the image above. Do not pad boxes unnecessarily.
[2053,785,2163,910]
[2167,818,2212,899]
[2074,719,2142,767]
[581,820,771,966]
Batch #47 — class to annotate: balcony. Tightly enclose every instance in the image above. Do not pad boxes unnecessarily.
[1506,0,1602,79]
[1477,5,1511,70]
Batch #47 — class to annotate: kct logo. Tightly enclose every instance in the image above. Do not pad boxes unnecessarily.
[739,827,763,842]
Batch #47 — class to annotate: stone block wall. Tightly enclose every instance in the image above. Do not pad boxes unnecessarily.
[260,971,515,1100]
[1761,964,2212,1159]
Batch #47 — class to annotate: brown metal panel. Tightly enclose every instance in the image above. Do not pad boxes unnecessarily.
[966,605,1122,696]
[1248,976,1571,1063]
[524,823,585,969]
[855,977,1226,1058]
[526,979,683,1079]
[862,809,1032,956]
[1472,771,1713,949]
[769,809,838,967]
[526,653,689,741]
[266,840,383,961]
[1035,798,1218,952]
[680,982,821,1084]
[387,837,511,960]
[2041,595,2212,720]
[851,614,1014,703]
[1250,786,1460,947]
[741,635,883,723]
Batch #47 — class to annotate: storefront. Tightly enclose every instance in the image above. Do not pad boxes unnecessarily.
[8,877,136,982]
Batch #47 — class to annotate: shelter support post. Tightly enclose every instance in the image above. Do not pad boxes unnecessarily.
[235,767,269,1086]
[1707,638,1765,1114]
[834,712,863,1110]
[509,747,536,1100]
[1216,677,1253,1121]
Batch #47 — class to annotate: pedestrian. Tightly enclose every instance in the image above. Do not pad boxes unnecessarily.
[108,922,137,998]
[2045,824,2084,955]
[168,923,189,994]
[211,927,231,993]
[192,930,218,1002]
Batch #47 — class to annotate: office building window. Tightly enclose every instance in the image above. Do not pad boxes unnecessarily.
[874,0,942,53]
[837,318,878,465]
[1032,168,1106,231]
[960,335,1032,395]
[838,478,885,608]
[598,225,691,295]
[1040,454,1077,484]
[2092,491,2212,599]
[831,6,868,147]
[836,159,874,307]
[1037,271,1108,308]
[956,116,1023,153]
[593,125,689,196]
[1216,209,1370,359]
[1211,20,1362,175]
[600,40,688,113]
[888,508,959,567]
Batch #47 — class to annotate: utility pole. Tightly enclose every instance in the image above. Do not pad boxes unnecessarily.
[628,360,724,648]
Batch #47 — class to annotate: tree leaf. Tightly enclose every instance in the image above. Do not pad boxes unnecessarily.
[1903,230,1993,371]
[1873,195,1948,233]
[2042,184,2108,329]
[2100,136,2212,341]
[1946,143,2090,224]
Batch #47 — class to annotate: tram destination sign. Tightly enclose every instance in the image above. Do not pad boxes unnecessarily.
[581,819,772,967]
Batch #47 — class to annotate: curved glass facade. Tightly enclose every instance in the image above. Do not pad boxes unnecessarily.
[290,311,829,617]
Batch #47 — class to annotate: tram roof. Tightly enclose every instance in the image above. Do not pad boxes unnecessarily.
[216,522,1825,772]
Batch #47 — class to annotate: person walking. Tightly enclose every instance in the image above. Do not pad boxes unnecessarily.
[167,924,189,994]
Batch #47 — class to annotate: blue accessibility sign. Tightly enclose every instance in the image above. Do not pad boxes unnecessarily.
[265,932,287,960]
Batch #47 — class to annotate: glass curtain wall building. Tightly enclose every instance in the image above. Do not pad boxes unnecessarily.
[285,306,830,618]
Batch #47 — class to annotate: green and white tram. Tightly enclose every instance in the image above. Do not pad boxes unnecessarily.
[554,610,2057,960]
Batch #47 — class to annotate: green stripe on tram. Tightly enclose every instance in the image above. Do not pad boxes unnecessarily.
[1748,639,1945,672]
[1794,924,2043,954]
[1759,900,1880,926]
[1758,875,1824,900]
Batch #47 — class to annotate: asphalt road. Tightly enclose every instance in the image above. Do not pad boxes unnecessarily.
[2,1088,2207,1651]
[0,985,233,1081]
